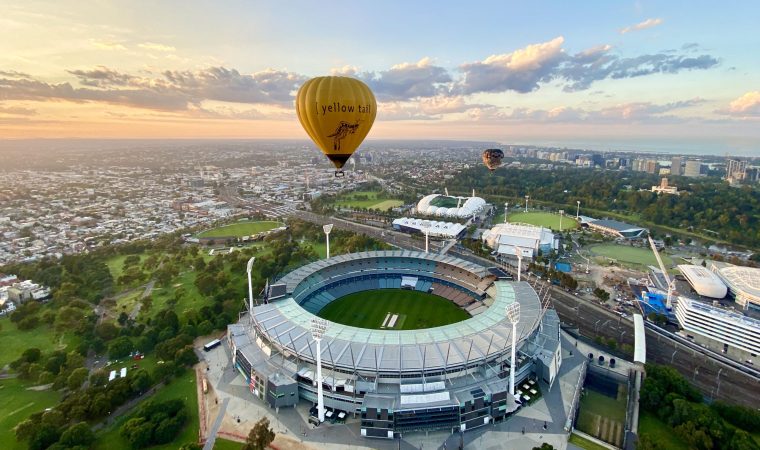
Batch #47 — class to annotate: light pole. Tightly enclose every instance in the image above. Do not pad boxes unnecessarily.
[716,368,723,397]
[559,210,564,231]
[246,257,255,322]
[524,195,529,213]
[504,202,509,224]
[576,201,580,219]
[310,318,329,422]
[323,224,333,259]
[422,220,431,253]
[506,302,521,399]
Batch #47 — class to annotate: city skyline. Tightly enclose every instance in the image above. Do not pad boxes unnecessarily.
[1,1,759,153]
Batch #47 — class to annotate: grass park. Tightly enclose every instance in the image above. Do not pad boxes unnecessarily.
[318,289,469,330]
[196,220,284,239]
[588,243,673,268]
[638,412,691,450]
[0,377,63,450]
[494,211,579,231]
[576,386,628,448]
[334,190,403,211]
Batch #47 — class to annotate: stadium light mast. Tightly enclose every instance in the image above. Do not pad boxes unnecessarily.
[323,224,334,259]
[246,257,255,323]
[559,210,564,231]
[310,317,329,422]
[576,200,581,219]
[505,302,521,399]
[504,202,509,224]
[422,220,431,253]
[524,195,529,212]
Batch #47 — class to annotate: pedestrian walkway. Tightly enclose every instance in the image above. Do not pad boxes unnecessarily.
[203,397,229,450]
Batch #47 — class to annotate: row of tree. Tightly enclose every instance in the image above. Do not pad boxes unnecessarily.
[638,364,760,450]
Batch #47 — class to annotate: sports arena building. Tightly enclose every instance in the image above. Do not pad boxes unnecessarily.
[710,262,760,311]
[227,250,560,438]
[481,223,558,259]
[416,193,487,219]
[677,264,727,299]
[391,217,467,239]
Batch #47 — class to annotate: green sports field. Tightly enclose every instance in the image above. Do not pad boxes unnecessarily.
[317,289,470,330]
[502,211,578,231]
[334,191,403,211]
[196,220,283,238]
[588,243,672,267]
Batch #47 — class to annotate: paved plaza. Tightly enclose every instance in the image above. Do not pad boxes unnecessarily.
[198,335,590,450]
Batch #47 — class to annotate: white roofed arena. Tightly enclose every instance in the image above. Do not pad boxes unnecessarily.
[226,250,561,438]
[416,193,487,219]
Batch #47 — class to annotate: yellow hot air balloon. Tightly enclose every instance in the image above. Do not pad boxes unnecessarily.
[295,76,377,176]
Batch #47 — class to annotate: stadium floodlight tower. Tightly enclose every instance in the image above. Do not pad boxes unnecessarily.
[422,220,432,253]
[576,200,581,219]
[246,257,255,323]
[323,224,334,259]
[504,202,509,224]
[505,302,521,398]
[524,195,530,212]
[559,210,564,231]
[310,317,329,422]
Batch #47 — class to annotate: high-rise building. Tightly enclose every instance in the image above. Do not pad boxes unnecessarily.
[670,156,683,176]
[645,159,659,174]
[684,160,707,177]
[726,159,748,183]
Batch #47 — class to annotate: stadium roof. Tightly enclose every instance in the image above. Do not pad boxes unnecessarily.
[678,264,727,298]
[416,194,486,219]
[588,219,645,233]
[277,250,490,295]
[712,263,760,304]
[392,217,466,239]
[250,280,542,373]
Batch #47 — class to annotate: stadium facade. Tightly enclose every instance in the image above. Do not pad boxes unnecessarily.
[481,223,558,259]
[586,219,647,239]
[227,250,561,438]
[415,193,487,219]
[391,217,467,239]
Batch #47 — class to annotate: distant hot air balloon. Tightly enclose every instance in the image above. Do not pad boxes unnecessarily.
[482,148,504,171]
[295,76,377,176]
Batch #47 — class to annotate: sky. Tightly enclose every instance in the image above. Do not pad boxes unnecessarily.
[1,0,759,153]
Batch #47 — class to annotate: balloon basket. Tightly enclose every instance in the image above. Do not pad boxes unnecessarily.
[334,170,345,178]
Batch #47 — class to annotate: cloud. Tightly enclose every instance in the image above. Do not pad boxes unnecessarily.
[0,66,306,112]
[719,91,760,117]
[481,98,704,124]
[0,104,36,116]
[138,42,176,52]
[457,37,718,94]
[0,70,31,78]
[620,18,663,34]
[90,40,127,51]
[359,57,451,101]
[458,37,566,94]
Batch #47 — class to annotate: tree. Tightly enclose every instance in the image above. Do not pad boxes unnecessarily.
[58,422,95,448]
[120,417,154,449]
[108,336,133,359]
[243,417,276,450]
[67,367,89,390]
[532,445,555,450]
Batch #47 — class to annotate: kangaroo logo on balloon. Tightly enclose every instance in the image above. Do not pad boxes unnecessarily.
[327,121,360,151]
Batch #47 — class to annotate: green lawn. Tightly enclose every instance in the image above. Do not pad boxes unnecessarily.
[505,211,579,231]
[93,370,199,450]
[214,438,244,449]
[588,243,673,267]
[318,289,470,330]
[576,386,627,447]
[197,221,284,238]
[0,318,74,368]
[638,412,691,450]
[106,253,152,285]
[335,191,403,211]
[568,433,610,450]
[0,378,62,450]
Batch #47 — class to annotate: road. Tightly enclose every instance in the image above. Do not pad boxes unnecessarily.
[291,210,760,407]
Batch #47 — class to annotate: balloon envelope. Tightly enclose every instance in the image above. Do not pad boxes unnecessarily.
[295,76,377,170]
[482,148,504,171]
